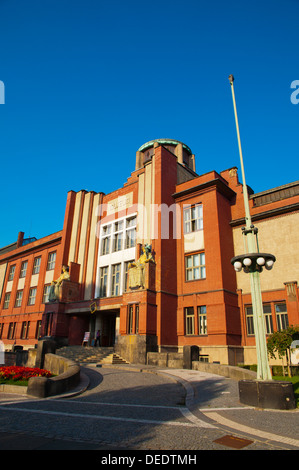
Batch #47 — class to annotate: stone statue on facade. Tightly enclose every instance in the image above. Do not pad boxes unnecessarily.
[128,244,154,289]
[48,265,71,302]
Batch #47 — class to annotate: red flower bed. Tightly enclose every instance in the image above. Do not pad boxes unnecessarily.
[0,366,52,382]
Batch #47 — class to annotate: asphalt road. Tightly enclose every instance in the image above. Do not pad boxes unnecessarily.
[0,365,298,452]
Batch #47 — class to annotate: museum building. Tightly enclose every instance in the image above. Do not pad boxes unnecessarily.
[0,138,298,365]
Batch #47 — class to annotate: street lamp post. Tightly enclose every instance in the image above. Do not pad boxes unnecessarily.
[228,74,274,381]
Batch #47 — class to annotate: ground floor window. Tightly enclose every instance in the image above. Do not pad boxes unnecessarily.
[185,306,207,335]
[198,305,207,335]
[8,322,16,340]
[275,302,289,331]
[21,321,30,339]
[185,307,195,335]
[127,303,139,334]
[245,302,289,335]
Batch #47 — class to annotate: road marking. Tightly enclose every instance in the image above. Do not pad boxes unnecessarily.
[202,411,299,448]
[0,405,212,428]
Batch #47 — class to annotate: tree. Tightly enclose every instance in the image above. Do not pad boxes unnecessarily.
[267,325,299,377]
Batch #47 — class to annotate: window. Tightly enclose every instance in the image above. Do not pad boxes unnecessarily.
[198,306,207,335]
[33,257,41,274]
[245,306,254,336]
[101,225,111,255]
[21,321,30,339]
[8,265,15,281]
[28,287,37,306]
[47,252,56,271]
[185,307,195,335]
[15,290,23,307]
[20,261,28,278]
[0,323,4,339]
[111,264,121,296]
[42,285,51,303]
[127,304,139,334]
[35,320,42,339]
[263,304,274,334]
[3,293,10,309]
[246,303,276,336]
[185,253,206,281]
[184,204,203,233]
[126,216,136,249]
[127,305,134,334]
[99,266,108,297]
[135,305,139,334]
[276,303,289,331]
[113,221,123,252]
[124,260,134,292]
[8,322,16,340]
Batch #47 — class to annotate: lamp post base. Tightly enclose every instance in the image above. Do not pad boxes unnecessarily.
[239,379,296,410]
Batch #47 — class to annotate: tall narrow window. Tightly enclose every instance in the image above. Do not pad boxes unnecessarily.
[135,305,139,334]
[126,216,136,249]
[111,264,121,296]
[8,322,16,340]
[21,321,30,339]
[99,266,108,297]
[20,261,28,278]
[15,290,23,307]
[113,221,123,252]
[198,306,207,335]
[8,265,15,281]
[245,306,254,335]
[3,293,11,309]
[185,307,195,335]
[127,305,134,334]
[43,285,51,303]
[33,257,41,274]
[101,225,111,255]
[28,287,37,306]
[275,303,289,331]
[263,304,273,334]
[47,252,56,271]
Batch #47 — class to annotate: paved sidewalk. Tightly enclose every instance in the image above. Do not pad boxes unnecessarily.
[98,364,299,448]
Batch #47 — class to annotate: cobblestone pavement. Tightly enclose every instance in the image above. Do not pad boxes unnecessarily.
[0,365,298,451]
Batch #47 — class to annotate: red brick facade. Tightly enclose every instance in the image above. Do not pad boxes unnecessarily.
[0,139,298,365]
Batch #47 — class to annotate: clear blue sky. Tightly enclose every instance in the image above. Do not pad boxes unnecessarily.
[0,0,298,247]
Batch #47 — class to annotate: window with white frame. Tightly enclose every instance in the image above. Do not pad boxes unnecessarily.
[33,257,41,274]
[42,285,51,303]
[99,266,108,297]
[198,305,207,335]
[15,290,23,308]
[47,252,56,271]
[28,287,37,306]
[185,253,206,281]
[184,204,203,233]
[20,261,28,278]
[111,264,121,296]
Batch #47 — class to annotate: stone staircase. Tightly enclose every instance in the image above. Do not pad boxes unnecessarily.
[56,345,129,365]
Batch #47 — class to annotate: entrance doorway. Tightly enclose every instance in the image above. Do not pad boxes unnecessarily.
[89,310,119,347]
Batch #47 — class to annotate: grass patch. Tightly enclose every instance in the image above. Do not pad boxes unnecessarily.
[273,375,299,408]
[0,378,28,386]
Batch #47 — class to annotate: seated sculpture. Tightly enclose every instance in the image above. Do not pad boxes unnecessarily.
[128,244,154,289]
[48,265,71,302]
